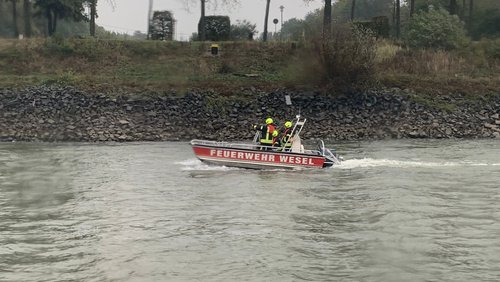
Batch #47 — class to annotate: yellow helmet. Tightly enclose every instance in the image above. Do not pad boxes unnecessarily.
[272,130,279,137]
[285,121,292,128]
[265,118,273,124]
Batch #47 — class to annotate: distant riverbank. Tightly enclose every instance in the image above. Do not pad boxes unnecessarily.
[0,86,499,142]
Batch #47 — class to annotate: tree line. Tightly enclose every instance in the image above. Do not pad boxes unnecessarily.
[1,0,498,40]
[280,0,499,41]
[0,0,112,37]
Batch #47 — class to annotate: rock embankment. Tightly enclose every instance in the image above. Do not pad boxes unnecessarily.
[0,86,499,142]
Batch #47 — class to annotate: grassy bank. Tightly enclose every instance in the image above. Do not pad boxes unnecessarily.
[0,38,297,93]
[0,38,499,96]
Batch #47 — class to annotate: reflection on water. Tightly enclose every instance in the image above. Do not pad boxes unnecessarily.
[1,140,500,281]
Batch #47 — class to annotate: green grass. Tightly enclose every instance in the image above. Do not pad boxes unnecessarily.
[0,38,499,99]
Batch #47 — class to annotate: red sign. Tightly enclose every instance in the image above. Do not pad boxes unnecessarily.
[192,146,324,168]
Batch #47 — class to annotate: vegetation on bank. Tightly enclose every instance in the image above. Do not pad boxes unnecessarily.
[0,35,498,97]
[0,0,499,99]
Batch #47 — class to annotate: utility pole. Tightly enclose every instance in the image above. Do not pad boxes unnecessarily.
[147,0,153,39]
[279,5,284,41]
[279,5,284,29]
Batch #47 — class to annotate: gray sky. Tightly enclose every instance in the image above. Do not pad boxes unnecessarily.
[96,0,324,40]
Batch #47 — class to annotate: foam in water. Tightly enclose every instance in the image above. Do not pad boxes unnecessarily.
[177,158,499,171]
[338,158,498,169]
[176,158,240,171]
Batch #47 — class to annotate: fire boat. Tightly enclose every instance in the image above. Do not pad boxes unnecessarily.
[190,115,342,170]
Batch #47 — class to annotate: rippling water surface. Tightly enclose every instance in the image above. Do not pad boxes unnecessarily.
[1,140,499,281]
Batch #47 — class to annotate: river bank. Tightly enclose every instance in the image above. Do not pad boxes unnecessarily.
[0,86,499,142]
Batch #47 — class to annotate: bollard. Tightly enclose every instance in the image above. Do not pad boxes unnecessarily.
[210,44,219,56]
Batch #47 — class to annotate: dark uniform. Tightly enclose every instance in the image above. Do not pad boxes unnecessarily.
[280,121,293,150]
[253,118,278,150]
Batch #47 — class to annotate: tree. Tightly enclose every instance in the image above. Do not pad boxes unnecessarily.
[200,0,206,40]
[280,18,305,41]
[88,0,96,36]
[449,0,457,15]
[195,0,238,41]
[461,0,466,19]
[87,0,115,37]
[23,0,31,37]
[230,19,257,40]
[10,0,18,37]
[468,0,473,29]
[34,0,86,36]
[404,8,467,49]
[331,0,393,22]
[304,0,332,37]
[410,0,415,17]
[150,10,175,40]
[199,15,230,41]
[351,0,356,21]
[263,0,270,41]
[323,0,332,36]
[395,0,400,38]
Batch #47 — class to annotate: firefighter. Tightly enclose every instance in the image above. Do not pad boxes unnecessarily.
[280,121,293,150]
[253,118,279,149]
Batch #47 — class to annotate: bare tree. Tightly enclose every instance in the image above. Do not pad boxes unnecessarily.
[323,0,332,36]
[468,0,473,29]
[351,0,356,21]
[449,0,457,15]
[23,0,31,37]
[303,0,332,38]
[395,0,400,38]
[89,0,96,36]
[87,0,115,37]
[11,0,19,37]
[409,0,415,17]
[461,0,466,19]
[200,0,206,40]
[263,0,270,41]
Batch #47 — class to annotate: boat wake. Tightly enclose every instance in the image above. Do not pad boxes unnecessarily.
[338,158,500,169]
[177,159,241,171]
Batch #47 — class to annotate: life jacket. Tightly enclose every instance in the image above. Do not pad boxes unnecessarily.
[257,124,276,145]
[281,128,293,148]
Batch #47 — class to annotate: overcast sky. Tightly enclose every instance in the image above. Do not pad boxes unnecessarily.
[96,0,324,40]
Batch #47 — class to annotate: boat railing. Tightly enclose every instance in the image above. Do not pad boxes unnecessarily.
[191,139,261,150]
[318,140,342,165]
[191,139,326,156]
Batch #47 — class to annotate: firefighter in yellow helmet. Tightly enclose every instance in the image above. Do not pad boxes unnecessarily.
[253,117,279,150]
[280,121,293,150]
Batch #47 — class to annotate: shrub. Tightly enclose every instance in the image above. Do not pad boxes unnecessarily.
[404,8,468,50]
[474,38,500,61]
[317,24,377,84]
[287,24,376,87]
[353,16,390,38]
[229,20,257,41]
[378,49,467,75]
[198,16,231,41]
[460,38,500,70]
[149,11,175,41]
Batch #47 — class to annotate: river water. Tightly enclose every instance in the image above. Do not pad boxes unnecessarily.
[1,140,499,281]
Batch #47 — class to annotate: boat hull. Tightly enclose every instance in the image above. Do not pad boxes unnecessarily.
[192,144,326,170]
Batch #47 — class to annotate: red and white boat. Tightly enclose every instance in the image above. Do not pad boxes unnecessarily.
[190,116,342,170]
